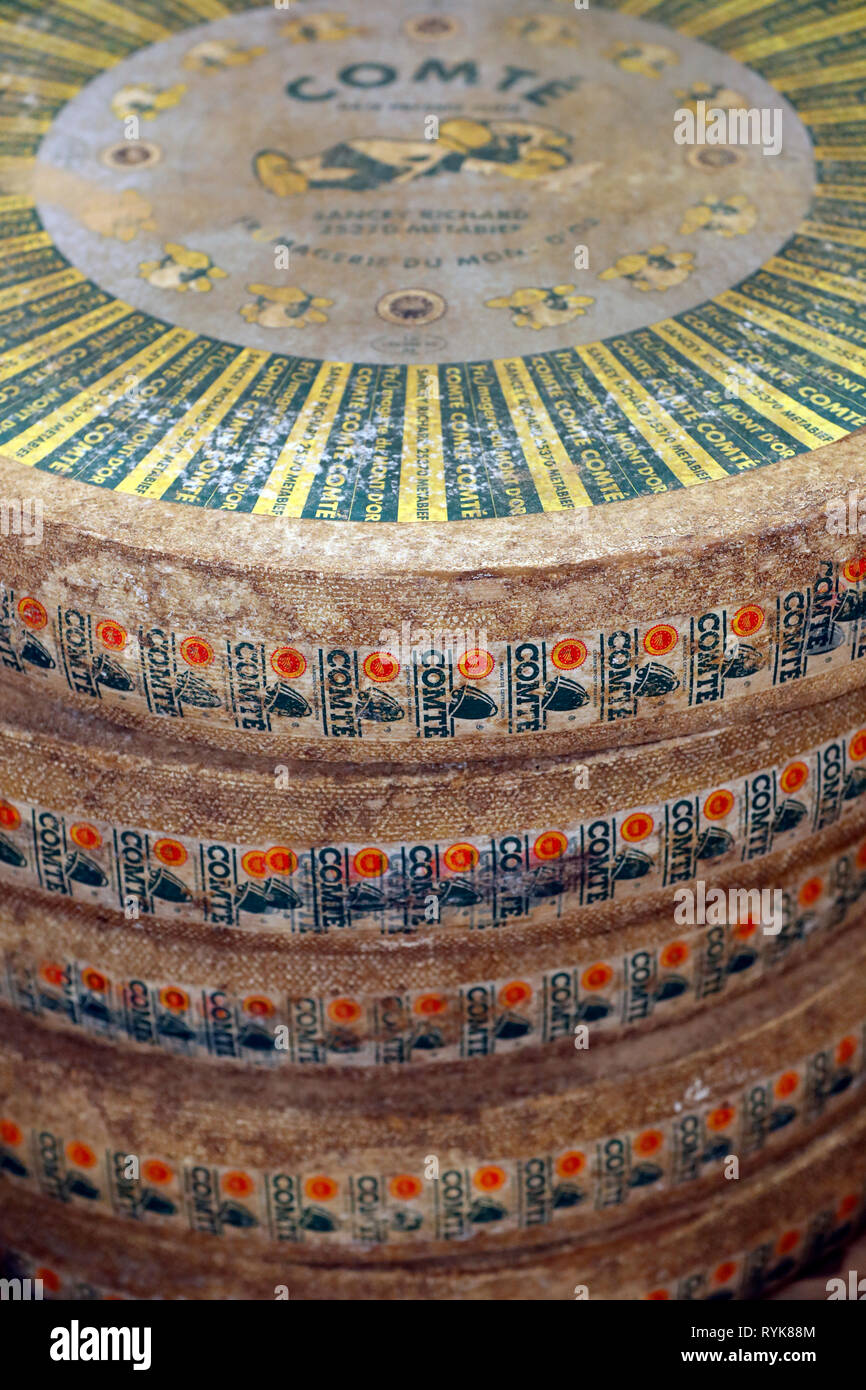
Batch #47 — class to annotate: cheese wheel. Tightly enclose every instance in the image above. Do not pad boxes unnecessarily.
[1,930,864,1259]
[2,812,864,1069]
[2,1086,865,1301]
[1,0,865,763]
[0,682,864,937]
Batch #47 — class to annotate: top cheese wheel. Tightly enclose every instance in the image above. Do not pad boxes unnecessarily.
[0,0,865,763]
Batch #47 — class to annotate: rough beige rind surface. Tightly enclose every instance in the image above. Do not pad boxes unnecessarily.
[2,1110,864,1300]
[2,809,864,1068]
[2,433,865,764]
[1,931,864,1261]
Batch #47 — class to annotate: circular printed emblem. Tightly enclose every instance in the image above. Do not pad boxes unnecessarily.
[533,830,568,860]
[620,812,654,842]
[363,651,400,682]
[353,847,389,878]
[780,761,809,793]
[837,1035,857,1064]
[377,288,447,327]
[473,1165,506,1192]
[153,838,187,867]
[498,980,532,1008]
[643,624,678,656]
[70,822,102,849]
[179,636,214,667]
[849,730,866,761]
[17,597,47,629]
[457,649,495,680]
[143,1159,173,1184]
[159,986,189,1011]
[556,1151,586,1177]
[443,842,479,872]
[797,876,822,907]
[305,1175,338,1201]
[581,962,613,991]
[703,789,735,820]
[706,1104,736,1131]
[243,995,275,1017]
[101,139,160,169]
[404,15,462,41]
[16,0,835,529]
[634,1129,663,1157]
[95,619,127,650]
[646,1289,671,1301]
[270,647,306,679]
[40,962,67,987]
[777,1229,800,1255]
[838,1194,859,1219]
[659,941,689,969]
[241,849,268,878]
[222,1171,255,1197]
[714,1262,738,1285]
[389,1174,423,1200]
[265,845,298,875]
[774,1071,799,1099]
[35,1268,61,1293]
[327,998,362,1024]
[731,605,765,637]
[0,801,21,830]
[0,1119,22,1145]
[551,639,588,670]
[842,558,866,583]
[414,993,447,1015]
[66,1142,97,1168]
[81,968,108,992]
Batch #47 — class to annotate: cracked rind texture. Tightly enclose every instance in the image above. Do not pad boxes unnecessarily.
[1,931,864,1257]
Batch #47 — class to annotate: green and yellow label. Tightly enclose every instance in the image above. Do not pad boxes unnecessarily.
[0,0,863,519]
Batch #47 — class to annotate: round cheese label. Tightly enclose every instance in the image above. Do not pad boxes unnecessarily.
[1,0,862,523]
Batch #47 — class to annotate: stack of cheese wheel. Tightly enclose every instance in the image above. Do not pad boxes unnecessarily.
[1,0,866,1301]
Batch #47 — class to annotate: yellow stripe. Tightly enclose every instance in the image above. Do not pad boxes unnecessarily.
[0,300,129,383]
[0,73,79,103]
[652,320,848,449]
[0,114,51,136]
[615,0,665,15]
[814,183,866,202]
[718,287,866,378]
[252,361,351,517]
[774,58,866,94]
[55,0,171,44]
[814,145,866,159]
[116,347,264,499]
[575,342,728,488]
[494,357,591,511]
[397,365,447,523]
[800,219,866,250]
[0,194,33,214]
[798,104,866,123]
[0,230,51,257]
[0,18,117,71]
[0,265,83,312]
[679,0,778,39]
[731,7,866,62]
[8,326,193,466]
[765,255,866,306]
[181,0,231,19]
